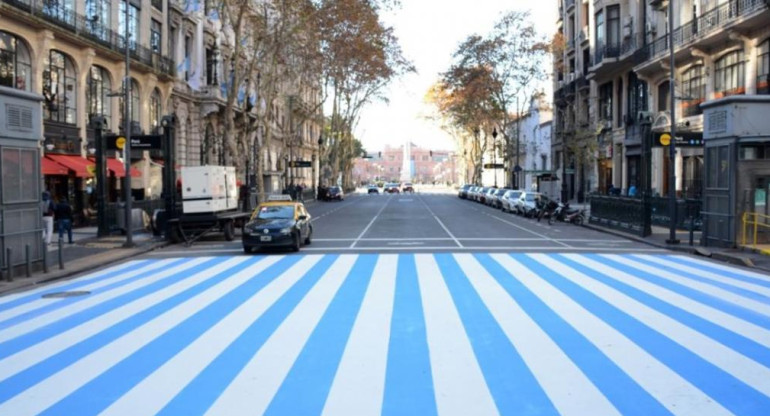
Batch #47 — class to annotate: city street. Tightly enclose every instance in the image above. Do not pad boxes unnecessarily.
[1,191,769,415]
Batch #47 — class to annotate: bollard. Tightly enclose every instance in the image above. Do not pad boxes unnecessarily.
[42,239,48,274]
[689,216,695,246]
[25,244,30,278]
[6,247,12,282]
[58,238,64,270]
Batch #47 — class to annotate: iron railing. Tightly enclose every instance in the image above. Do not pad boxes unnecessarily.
[1,0,175,77]
[590,194,702,235]
[594,34,640,65]
[644,0,768,61]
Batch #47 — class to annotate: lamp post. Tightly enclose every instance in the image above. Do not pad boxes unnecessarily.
[473,127,480,184]
[492,127,498,187]
[122,0,133,248]
[666,0,680,244]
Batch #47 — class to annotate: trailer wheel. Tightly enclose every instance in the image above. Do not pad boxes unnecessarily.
[223,220,235,241]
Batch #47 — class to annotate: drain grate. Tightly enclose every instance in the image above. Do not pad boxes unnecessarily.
[41,290,91,299]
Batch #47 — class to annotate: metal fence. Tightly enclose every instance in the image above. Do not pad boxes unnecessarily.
[590,194,702,235]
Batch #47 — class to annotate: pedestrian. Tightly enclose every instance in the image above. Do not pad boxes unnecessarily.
[55,197,74,244]
[41,191,55,245]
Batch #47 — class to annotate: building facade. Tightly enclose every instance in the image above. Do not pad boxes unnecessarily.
[511,95,554,193]
[353,143,458,185]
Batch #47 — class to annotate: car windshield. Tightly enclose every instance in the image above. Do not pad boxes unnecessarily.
[525,194,538,201]
[508,191,522,199]
[256,205,295,220]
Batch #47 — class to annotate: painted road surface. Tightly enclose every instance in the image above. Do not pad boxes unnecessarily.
[0,253,769,415]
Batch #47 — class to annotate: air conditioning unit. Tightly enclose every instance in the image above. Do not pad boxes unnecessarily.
[579,27,589,42]
[623,25,632,39]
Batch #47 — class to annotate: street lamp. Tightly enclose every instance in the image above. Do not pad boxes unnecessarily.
[666,0,679,244]
[492,127,498,188]
[473,127,480,185]
[122,0,134,248]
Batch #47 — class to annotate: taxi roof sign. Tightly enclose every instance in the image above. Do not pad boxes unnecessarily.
[267,194,293,201]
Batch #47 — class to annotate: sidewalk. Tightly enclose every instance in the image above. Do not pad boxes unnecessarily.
[0,227,169,296]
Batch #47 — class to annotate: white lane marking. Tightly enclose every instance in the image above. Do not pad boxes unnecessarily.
[0,257,256,383]
[205,255,359,416]
[350,197,393,248]
[631,254,770,295]
[100,255,322,416]
[387,242,425,246]
[0,255,288,416]
[0,261,145,307]
[314,238,633,242]
[563,254,770,348]
[415,254,499,416]
[485,214,572,248]
[150,247,667,255]
[534,253,770,399]
[490,254,732,416]
[0,259,176,323]
[417,195,463,248]
[322,255,397,416]
[0,258,212,343]
[454,254,620,416]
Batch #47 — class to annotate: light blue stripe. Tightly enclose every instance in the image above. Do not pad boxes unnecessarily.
[0,259,174,330]
[157,255,338,416]
[626,255,770,302]
[0,257,216,361]
[641,255,770,290]
[0,256,239,405]
[478,254,672,416]
[38,255,302,416]
[0,260,153,313]
[382,255,437,416]
[264,255,378,415]
[519,254,770,416]
[568,254,770,368]
[435,254,556,415]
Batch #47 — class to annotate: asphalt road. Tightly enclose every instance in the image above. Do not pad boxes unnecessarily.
[149,190,662,257]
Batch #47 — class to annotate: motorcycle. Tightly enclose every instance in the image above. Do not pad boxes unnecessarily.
[548,202,585,225]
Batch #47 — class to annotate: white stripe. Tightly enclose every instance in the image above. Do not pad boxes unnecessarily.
[630,254,770,296]
[417,196,463,248]
[0,258,211,343]
[415,254,497,416]
[0,257,252,383]
[322,255,397,416]
[0,260,144,307]
[0,255,284,416]
[490,254,732,416]
[205,255,359,416]
[350,198,391,248]
[599,255,770,318]
[485,214,572,248]
[564,254,770,349]
[454,254,620,416]
[0,260,174,322]
[101,255,324,416]
[532,254,770,398]
[667,255,770,281]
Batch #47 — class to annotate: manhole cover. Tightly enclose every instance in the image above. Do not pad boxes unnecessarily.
[41,290,91,299]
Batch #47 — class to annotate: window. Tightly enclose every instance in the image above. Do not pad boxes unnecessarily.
[758,39,769,94]
[85,0,110,41]
[169,26,177,61]
[616,78,623,127]
[595,10,604,50]
[86,66,112,128]
[2,148,38,203]
[707,145,730,189]
[119,1,140,51]
[606,5,620,50]
[682,65,706,116]
[599,82,613,122]
[150,19,162,54]
[626,71,648,119]
[184,35,192,81]
[0,31,32,91]
[43,50,77,124]
[657,81,670,112]
[42,0,74,25]
[206,48,218,85]
[150,89,161,133]
[715,49,745,96]
[119,78,140,126]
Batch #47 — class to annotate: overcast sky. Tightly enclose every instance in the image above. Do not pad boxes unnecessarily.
[355,0,557,153]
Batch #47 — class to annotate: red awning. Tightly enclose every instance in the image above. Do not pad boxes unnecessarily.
[41,157,68,176]
[104,157,141,178]
[45,155,94,178]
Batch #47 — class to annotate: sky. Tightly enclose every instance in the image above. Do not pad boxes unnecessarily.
[355,0,558,153]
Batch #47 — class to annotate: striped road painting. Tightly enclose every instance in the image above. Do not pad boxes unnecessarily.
[0,253,769,415]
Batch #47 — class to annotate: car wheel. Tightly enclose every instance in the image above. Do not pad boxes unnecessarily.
[243,246,252,254]
[304,227,313,245]
[292,232,301,252]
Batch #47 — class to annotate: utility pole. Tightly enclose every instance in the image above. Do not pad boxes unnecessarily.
[123,1,133,248]
[667,0,679,244]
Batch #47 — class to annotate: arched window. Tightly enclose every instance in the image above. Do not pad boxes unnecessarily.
[758,39,769,95]
[119,78,140,130]
[150,88,161,133]
[43,50,77,124]
[682,65,706,116]
[201,123,213,165]
[715,49,745,96]
[86,66,112,128]
[0,31,32,91]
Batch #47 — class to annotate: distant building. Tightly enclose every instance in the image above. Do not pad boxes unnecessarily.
[352,143,458,185]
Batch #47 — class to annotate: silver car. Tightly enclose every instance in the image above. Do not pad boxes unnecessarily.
[501,190,523,213]
[518,191,542,217]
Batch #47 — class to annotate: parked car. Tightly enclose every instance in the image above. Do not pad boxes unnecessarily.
[518,191,542,217]
[477,187,489,204]
[490,188,510,209]
[500,190,523,213]
[367,185,379,194]
[484,188,498,206]
[458,184,472,199]
[242,197,312,253]
[402,183,415,193]
[384,183,401,194]
[467,186,479,201]
[327,186,344,201]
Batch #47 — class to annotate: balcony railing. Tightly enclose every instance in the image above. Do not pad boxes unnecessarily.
[594,34,639,65]
[1,0,175,77]
[645,0,768,61]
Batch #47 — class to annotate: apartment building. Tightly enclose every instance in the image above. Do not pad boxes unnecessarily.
[554,0,769,201]
[512,94,554,194]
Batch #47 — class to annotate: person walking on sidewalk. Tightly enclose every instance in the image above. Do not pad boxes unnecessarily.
[41,191,55,245]
[55,198,74,244]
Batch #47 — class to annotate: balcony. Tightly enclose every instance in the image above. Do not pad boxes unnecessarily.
[636,0,768,75]
[591,34,642,79]
[0,0,175,78]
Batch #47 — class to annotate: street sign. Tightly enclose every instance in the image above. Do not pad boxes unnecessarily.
[106,134,162,151]
[652,133,703,147]
[483,163,505,169]
[289,160,312,168]
[660,133,671,146]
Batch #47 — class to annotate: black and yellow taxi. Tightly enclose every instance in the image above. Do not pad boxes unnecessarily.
[242,195,313,253]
